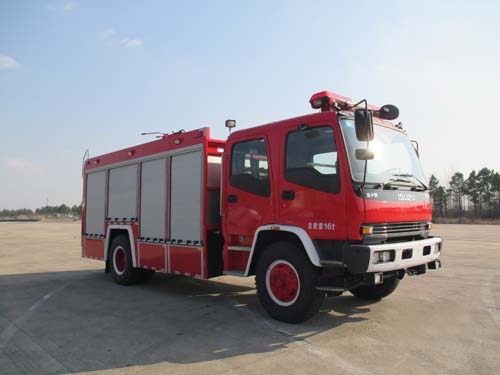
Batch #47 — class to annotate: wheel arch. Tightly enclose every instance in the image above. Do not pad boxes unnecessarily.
[105,225,137,268]
[245,225,321,276]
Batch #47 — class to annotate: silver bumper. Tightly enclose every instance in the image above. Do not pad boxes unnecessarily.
[343,237,442,274]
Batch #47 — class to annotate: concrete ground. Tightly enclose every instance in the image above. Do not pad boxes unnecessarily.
[0,222,499,375]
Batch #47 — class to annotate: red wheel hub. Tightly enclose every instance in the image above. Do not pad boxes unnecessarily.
[114,247,126,274]
[268,262,299,303]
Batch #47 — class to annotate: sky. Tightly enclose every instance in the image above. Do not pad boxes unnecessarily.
[1,0,499,210]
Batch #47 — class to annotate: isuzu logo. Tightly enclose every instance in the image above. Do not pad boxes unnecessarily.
[397,193,416,201]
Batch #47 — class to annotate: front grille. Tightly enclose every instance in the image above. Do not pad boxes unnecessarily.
[372,222,428,237]
[364,221,430,244]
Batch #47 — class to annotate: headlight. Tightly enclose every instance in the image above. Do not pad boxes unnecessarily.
[373,250,395,264]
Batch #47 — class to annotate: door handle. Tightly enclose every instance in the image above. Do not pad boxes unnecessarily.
[281,190,295,200]
[227,194,238,203]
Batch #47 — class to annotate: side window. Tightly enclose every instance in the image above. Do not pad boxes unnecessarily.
[285,126,340,194]
[230,138,270,197]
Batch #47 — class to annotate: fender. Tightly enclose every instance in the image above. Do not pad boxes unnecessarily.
[244,224,321,276]
[104,224,137,268]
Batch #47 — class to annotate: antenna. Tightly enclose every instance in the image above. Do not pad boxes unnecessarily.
[141,131,166,138]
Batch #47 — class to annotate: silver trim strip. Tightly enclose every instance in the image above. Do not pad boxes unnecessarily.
[244,224,321,276]
[228,246,251,252]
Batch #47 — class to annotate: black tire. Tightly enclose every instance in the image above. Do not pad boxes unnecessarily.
[109,235,142,285]
[137,269,155,284]
[255,241,325,323]
[350,275,400,300]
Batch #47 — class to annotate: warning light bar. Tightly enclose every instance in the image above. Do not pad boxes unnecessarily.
[309,91,398,120]
[309,91,353,112]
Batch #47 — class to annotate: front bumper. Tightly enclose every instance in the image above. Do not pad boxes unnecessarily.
[343,237,442,274]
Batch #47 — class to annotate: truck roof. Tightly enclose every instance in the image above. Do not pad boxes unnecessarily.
[84,127,225,172]
[227,109,402,142]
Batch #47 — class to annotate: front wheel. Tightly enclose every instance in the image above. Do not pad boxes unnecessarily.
[255,241,324,323]
[350,275,400,300]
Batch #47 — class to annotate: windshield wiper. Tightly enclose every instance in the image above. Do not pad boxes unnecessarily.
[393,173,428,191]
[373,178,412,190]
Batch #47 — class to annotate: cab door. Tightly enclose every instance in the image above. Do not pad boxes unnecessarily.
[278,121,347,239]
[223,135,274,263]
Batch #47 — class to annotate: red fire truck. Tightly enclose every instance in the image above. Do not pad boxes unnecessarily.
[82,90,442,323]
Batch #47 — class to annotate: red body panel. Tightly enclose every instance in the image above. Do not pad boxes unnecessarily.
[170,246,203,278]
[365,198,432,224]
[226,250,250,271]
[139,243,166,271]
[83,238,105,260]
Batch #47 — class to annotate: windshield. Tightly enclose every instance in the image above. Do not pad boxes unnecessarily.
[340,119,425,186]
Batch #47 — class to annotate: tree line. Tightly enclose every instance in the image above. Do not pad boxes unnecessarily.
[429,167,500,219]
[0,204,82,219]
[2,168,499,221]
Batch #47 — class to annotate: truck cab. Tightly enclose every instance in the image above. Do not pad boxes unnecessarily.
[222,91,442,322]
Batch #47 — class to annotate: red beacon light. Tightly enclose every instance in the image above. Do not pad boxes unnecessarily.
[309,91,399,121]
[309,91,353,112]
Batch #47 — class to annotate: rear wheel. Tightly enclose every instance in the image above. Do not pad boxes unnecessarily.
[109,235,142,285]
[350,274,400,300]
[255,241,324,323]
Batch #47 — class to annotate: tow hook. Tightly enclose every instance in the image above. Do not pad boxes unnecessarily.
[406,264,426,276]
[428,259,442,269]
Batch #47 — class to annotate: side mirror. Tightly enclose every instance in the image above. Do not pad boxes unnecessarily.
[225,119,236,129]
[354,109,374,141]
[225,119,236,134]
[355,148,375,160]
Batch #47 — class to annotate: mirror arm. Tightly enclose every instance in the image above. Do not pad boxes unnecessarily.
[349,98,367,110]
[360,139,370,190]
